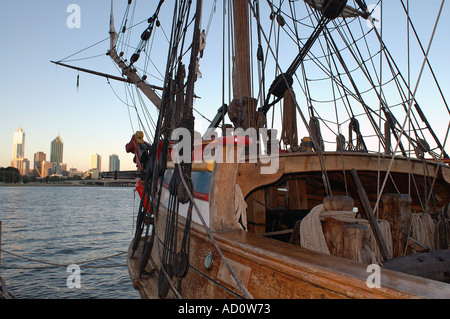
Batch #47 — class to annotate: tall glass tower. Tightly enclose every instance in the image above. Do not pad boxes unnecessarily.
[11,127,29,175]
[91,153,102,172]
[109,154,120,171]
[13,127,25,159]
[50,135,64,164]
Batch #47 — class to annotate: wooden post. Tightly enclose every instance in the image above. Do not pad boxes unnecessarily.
[322,196,348,257]
[209,161,241,231]
[351,169,392,261]
[322,218,344,257]
[343,223,370,263]
[381,194,411,258]
[322,196,373,263]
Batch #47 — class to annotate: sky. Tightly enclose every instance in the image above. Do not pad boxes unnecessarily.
[0,1,449,172]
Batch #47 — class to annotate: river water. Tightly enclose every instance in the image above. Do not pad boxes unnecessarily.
[0,185,141,299]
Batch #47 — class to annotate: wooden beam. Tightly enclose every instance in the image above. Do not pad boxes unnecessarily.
[51,61,134,84]
[407,237,430,253]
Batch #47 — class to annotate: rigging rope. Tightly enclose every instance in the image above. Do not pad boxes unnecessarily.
[411,213,437,251]
[176,164,254,299]
[371,0,445,218]
[0,249,127,269]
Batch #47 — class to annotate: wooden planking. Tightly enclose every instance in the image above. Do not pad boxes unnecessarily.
[246,189,267,234]
[382,250,450,283]
[288,179,308,210]
[128,204,450,299]
[214,230,450,299]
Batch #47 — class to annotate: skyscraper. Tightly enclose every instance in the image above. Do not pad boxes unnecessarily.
[50,135,64,164]
[34,152,46,177]
[91,153,102,172]
[11,127,30,175]
[13,127,25,159]
[109,154,120,171]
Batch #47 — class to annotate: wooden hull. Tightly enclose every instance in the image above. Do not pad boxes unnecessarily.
[128,213,450,299]
[128,152,450,299]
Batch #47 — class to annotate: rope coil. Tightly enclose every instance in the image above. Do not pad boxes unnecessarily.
[300,204,392,263]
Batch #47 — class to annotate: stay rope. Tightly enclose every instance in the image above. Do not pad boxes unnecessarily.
[0,249,127,270]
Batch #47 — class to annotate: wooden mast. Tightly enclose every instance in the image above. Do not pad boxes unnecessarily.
[209,0,253,231]
[232,0,252,99]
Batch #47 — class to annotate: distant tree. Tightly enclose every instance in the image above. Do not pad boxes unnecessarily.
[0,167,21,183]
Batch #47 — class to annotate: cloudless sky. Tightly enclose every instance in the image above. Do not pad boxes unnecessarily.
[0,1,449,172]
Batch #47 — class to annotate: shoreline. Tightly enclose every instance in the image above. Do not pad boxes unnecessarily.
[0,181,134,187]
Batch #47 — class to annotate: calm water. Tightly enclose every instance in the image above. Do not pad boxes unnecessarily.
[0,185,141,299]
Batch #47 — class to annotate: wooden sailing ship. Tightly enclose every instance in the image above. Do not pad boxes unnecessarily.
[56,0,450,298]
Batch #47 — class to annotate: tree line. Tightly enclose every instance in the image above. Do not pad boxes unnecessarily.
[0,167,77,184]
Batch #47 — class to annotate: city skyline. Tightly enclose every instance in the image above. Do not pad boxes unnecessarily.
[2,122,133,171]
[0,2,144,172]
[6,127,123,175]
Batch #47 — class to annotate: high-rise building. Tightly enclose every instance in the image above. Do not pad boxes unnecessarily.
[34,152,46,177]
[50,135,64,164]
[13,127,25,159]
[11,127,30,175]
[109,154,120,171]
[91,153,102,172]
[40,161,54,178]
[11,158,30,176]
